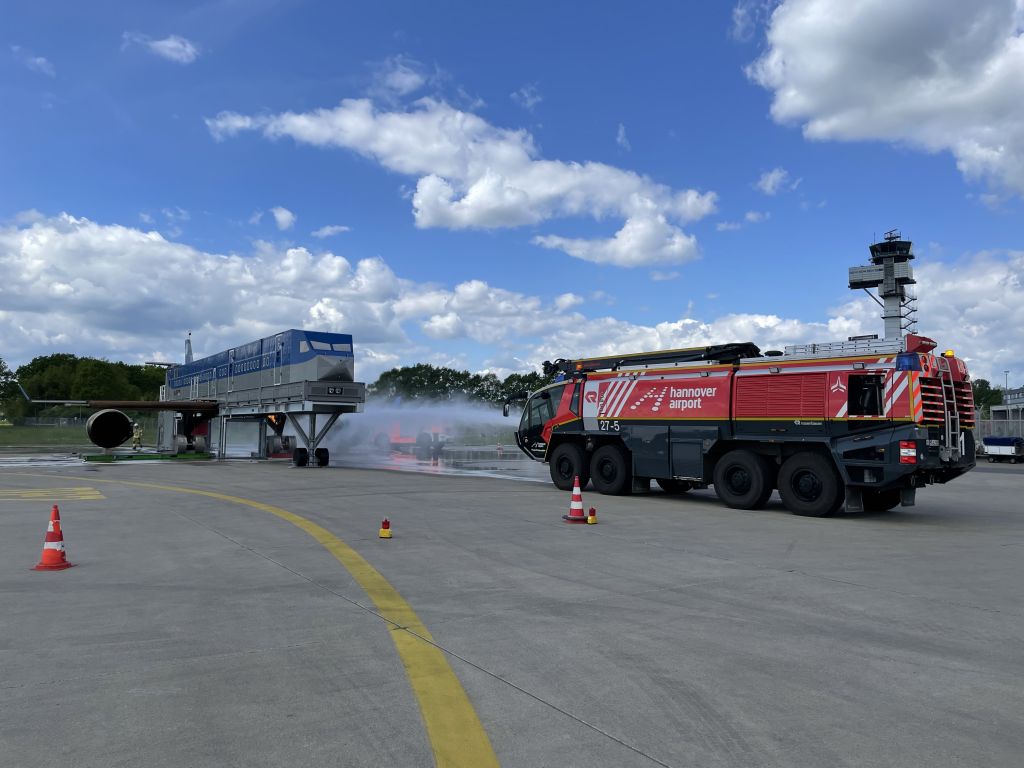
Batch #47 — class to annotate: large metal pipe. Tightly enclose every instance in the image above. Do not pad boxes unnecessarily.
[86,409,134,449]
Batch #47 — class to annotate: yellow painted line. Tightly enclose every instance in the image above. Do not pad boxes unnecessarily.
[0,487,105,501]
[18,474,497,768]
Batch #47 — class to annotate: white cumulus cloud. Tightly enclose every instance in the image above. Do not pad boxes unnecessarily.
[11,46,55,77]
[204,98,717,267]
[616,123,631,151]
[510,83,542,111]
[371,55,428,100]
[3,214,1019,386]
[270,206,296,230]
[311,224,351,238]
[747,0,1024,195]
[123,32,199,64]
[756,167,789,195]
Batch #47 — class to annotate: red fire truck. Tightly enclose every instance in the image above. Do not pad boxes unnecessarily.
[505,234,976,516]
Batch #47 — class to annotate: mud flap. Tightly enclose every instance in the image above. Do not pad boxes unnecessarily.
[900,487,916,507]
[845,486,864,513]
[632,477,650,493]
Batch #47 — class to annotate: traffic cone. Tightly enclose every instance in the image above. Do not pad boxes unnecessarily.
[33,505,75,571]
[586,506,598,525]
[562,476,587,524]
[379,518,393,539]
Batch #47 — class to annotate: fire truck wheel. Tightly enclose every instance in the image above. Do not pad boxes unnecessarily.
[713,450,773,509]
[656,479,692,494]
[590,444,632,495]
[549,443,589,491]
[778,453,844,517]
[293,447,309,467]
[861,488,900,512]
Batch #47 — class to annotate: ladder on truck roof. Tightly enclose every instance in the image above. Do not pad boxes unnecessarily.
[542,342,762,377]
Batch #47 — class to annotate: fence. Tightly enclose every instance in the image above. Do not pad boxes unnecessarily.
[20,417,87,427]
[976,419,1024,440]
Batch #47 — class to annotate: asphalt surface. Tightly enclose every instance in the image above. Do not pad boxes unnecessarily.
[1,459,1022,768]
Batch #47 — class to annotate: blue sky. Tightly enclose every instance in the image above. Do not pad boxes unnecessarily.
[3,1,1023,387]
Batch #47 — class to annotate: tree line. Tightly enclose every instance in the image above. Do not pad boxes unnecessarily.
[366,363,552,404]
[0,354,166,419]
[0,355,552,421]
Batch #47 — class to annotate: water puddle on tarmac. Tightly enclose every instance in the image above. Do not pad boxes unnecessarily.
[325,444,550,483]
[0,453,87,468]
[0,446,551,484]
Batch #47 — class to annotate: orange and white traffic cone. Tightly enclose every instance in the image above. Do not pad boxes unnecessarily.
[379,518,393,539]
[33,504,75,571]
[562,476,587,524]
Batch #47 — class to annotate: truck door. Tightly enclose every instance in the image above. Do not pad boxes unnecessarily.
[516,384,566,460]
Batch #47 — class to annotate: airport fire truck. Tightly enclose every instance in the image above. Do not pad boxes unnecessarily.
[505,233,976,516]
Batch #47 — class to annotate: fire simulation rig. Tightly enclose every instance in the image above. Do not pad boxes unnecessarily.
[83,329,366,465]
[504,231,976,516]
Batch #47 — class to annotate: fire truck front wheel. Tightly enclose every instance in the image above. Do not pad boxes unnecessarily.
[549,443,589,491]
[778,453,845,517]
[713,450,773,509]
[590,444,632,495]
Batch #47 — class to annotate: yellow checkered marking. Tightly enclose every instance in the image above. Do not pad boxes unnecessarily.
[0,487,105,501]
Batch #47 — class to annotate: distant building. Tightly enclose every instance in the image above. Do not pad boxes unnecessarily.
[991,386,1024,423]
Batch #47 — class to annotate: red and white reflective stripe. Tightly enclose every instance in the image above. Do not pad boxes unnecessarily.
[604,379,632,417]
[43,541,66,551]
[882,371,894,414]
[885,372,910,416]
[605,378,640,417]
[835,400,848,418]
[597,377,627,417]
[909,372,923,421]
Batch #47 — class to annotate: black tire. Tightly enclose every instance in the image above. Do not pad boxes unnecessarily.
[713,450,773,509]
[861,487,901,512]
[656,478,693,494]
[549,443,588,491]
[988,457,995,463]
[590,444,632,495]
[778,452,844,517]
[293,447,309,467]
[314,448,329,467]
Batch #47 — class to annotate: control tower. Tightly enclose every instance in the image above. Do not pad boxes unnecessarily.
[848,229,917,340]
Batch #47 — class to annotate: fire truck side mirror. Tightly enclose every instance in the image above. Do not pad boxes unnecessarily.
[502,390,531,417]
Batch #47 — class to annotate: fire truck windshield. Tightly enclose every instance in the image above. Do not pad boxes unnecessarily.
[520,385,565,434]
